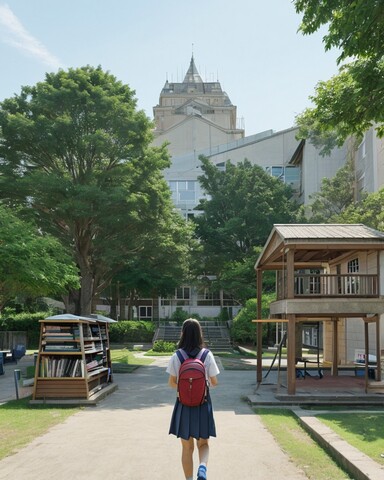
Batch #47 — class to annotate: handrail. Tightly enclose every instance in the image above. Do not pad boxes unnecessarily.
[278,273,379,299]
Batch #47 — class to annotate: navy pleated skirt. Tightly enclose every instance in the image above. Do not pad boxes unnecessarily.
[169,393,216,440]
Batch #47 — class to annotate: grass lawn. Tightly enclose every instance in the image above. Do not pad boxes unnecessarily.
[255,408,353,479]
[0,397,79,461]
[317,411,384,465]
[0,347,152,460]
[110,347,154,372]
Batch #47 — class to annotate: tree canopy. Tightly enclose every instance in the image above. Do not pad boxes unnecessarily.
[337,188,384,231]
[0,205,79,311]
[295,1,384,62]
[0,66,191,315]
[194,157,301,302]
[294,1,384,152]
[308,158,355,222]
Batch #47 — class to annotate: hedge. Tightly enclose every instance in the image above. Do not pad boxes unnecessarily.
[0,311,48,348]
[0,314,156,347]
[109,320,155,343]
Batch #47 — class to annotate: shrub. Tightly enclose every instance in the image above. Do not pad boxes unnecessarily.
[0,311,51,348]
[170,309,201,324]
[230,294,276,345]
[109,320,155,343]
[152,340,176,353]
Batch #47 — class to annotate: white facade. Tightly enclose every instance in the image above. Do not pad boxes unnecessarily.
[153,58,349,219]
[149,55,351,320]
[353,126,384,197]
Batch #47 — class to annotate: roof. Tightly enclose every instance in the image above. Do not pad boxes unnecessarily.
[183,55,203,83]
[43,313,117,323]
[273,224,384,241]
[255,224,384,270]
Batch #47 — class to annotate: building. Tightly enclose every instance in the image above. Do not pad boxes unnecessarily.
[146,56,349,320]
[152,55,349,219]
[352,126,384,198]
[98,55,358,321]
[255,223,384,395]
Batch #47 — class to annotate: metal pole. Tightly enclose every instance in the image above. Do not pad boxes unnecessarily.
[14,369,21,400]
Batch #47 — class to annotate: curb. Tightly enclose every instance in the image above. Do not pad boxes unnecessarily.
[292,408,384,480]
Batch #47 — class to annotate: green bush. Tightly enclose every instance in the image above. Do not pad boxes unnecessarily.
[109,320,155,343]
[231,294,276,345]
[0,311,50,348]
[152,340,176,353]
[170,309,201,324]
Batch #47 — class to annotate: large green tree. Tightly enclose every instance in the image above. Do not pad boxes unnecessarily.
[309,158,355,222]
[194,157,301,302]
[337,188,384,231]
[0,205,79,311]
[294,1,384,152]
[0,66,188,315]
[108,215,196,319]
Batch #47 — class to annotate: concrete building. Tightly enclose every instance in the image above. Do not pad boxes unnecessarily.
[352,126,384,198]
[153,55,349,220]
[145,55,351,321]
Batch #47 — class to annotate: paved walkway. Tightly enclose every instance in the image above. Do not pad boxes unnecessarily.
[0,355,383,479]
[0,355,308,480]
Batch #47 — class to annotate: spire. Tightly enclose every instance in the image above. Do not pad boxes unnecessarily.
[183,55,203,84]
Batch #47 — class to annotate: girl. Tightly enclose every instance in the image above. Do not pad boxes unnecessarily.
[167,318,220,480]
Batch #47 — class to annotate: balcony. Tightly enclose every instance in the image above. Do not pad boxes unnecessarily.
[277,273,379,300]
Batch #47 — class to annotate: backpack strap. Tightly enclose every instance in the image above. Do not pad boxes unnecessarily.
[176,348,209,364]
[196,348,209,363]
[176,349,188,364]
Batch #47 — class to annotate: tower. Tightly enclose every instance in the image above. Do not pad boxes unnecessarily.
[152,55,244,157]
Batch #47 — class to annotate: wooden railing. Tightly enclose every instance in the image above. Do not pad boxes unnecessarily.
[277,273,379,299]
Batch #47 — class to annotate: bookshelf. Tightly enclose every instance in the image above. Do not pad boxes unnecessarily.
[32,314,117,404]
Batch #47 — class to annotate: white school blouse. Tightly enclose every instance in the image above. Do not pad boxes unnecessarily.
[166,350,220,384]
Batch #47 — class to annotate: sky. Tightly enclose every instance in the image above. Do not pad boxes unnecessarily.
[0,0,341,136]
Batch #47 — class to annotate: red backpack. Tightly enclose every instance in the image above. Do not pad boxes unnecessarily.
[176,348,209,407]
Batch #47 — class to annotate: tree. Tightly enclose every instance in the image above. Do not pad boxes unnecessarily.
[194,157,301,302]
[0,204,79,311]
[294,1,384,152]
[294,1,384,62]
[0,66,186,315]
[107,215,196,320]
[309,158,355,222]
[337,188,384,231]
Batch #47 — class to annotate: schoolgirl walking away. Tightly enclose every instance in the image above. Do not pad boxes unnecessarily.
[167,318,220,480]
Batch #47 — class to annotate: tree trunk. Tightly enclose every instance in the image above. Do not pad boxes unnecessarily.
[80,270,93,316]
[127,290,137,320]
[119,296,126,320]
[62,289,80,314]
[109,298,117,320]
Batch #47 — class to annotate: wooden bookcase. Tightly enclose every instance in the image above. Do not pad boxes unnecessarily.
[32,314,117,403]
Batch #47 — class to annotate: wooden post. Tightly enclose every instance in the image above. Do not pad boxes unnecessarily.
[364,320,369,393]
[332,317,338,377]
[375,315,381,381]
[286,249,295,299]
[287,314,296,395]
[256,268,263,384]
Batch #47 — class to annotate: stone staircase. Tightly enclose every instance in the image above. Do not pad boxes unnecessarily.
[153,323,233,353]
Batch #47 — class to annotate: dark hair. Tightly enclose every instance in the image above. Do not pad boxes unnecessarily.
[178,318,205,354]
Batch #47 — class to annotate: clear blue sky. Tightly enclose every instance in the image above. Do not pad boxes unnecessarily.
[0,0,340,135]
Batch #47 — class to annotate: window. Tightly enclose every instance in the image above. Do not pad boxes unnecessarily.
[265,166,301,190]
[347,258,359,294]
[348,258,359,273]
[309,269,321,294]
[139,306,152,320]
[176,287,190,300]
[168,181,197,205]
